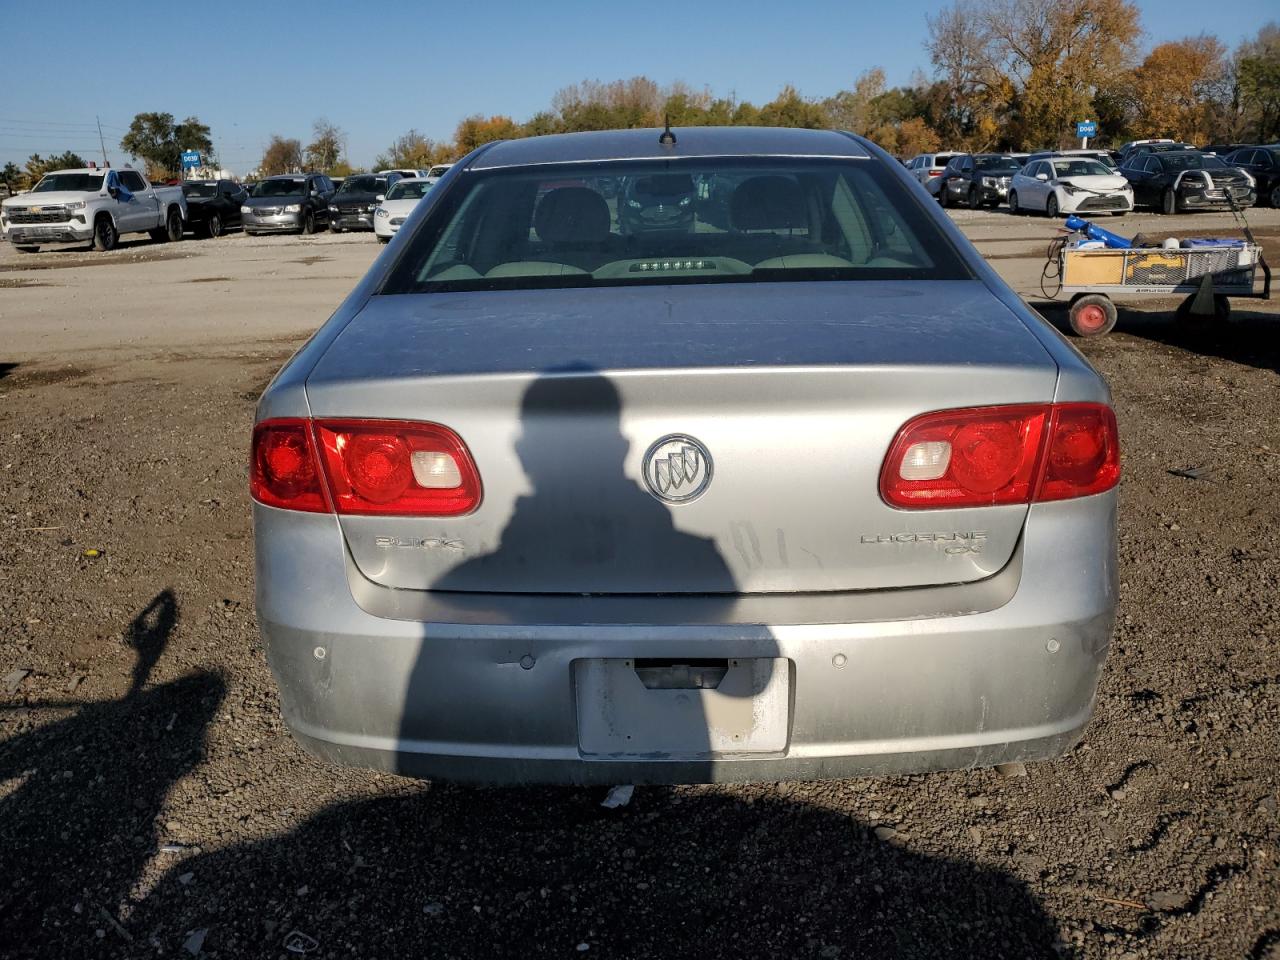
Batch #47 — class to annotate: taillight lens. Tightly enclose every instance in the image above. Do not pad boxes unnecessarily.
[1037,404,1120,501]
[251,419,329,513]
[880,403,1118,509]
[314,419,481,516]
[250,418,481,516]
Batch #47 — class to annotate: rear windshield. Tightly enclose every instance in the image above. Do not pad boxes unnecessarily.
[387,180,432,200]
[428,165,452,177]
[382,159,971,294]
[182,182,217,198]
[338,176,387,195]
[1161,153,1226,172]
[974,156,1022,172]
[251,179,306,198]
[33,173,103,193]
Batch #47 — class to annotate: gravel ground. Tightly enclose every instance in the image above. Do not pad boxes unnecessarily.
[1,212,1278,959]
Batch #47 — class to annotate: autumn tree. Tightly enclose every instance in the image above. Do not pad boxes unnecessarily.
[929,0,1140,148]
[823,69,888,134]
[23,152,87,185]
[120,112,213,177]
[305,119,344,173]
[373,130,451,170]
[454,115,521,154]
[757,85,828,128]
[259,136,303,176]
[1130,37,1230,142]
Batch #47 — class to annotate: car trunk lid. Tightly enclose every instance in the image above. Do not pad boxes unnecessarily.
[305,281,1058,594]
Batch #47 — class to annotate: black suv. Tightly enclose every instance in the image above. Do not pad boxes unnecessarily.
[933,154,1025,209]
[1224,146,1280,208]
[330,174,405,233]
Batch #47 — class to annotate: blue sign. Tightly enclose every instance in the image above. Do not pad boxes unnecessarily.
[180,150,202,169]
[1075,121,1098,138]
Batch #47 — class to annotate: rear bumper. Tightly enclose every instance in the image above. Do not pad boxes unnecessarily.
[255,494,1116,784]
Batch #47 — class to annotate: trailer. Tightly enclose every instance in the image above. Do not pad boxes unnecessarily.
[1057,239,1270,337]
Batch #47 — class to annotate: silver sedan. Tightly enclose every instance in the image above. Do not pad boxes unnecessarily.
[251,126,1119,784]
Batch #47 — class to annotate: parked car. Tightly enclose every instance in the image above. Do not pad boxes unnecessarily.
[1116,140,1194,164]
[181,179,248,237]
[377,168,427,180]
[1024,149,1118,171]
[1224,146,1280,207]
[1120,150,1256,213]
[331,174,404,233]
[1008,156,1133,217]
[0,166,186,253]
[250,126,1119,785]
[373,176,433,243]
[425,163,453,183]
[932,153,1024,208]
[1200,143,1255,157]
[242,174,334,235]
[904,152,962,186]
[617,172,697,234]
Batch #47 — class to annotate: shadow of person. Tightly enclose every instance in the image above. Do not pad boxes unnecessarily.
[418,368,760,783]
[130,785,1069,958]
[433,368,736,594]
[0,590,225,956]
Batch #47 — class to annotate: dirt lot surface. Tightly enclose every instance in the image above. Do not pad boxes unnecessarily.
[2,209,1279,959]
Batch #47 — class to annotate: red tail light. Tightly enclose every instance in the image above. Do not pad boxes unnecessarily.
[251,418,481,516]
[251,419,329,513]
[880,403,1118,509]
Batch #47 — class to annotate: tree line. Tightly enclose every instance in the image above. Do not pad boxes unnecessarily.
[2,7,1276,192]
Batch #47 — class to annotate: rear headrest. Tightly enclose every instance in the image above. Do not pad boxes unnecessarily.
[730,176,806,231]
[534,187,610,245]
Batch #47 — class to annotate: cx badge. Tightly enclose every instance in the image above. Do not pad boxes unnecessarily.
[643,434,713,504]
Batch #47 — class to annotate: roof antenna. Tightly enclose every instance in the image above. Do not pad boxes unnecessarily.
[658,115,677,146]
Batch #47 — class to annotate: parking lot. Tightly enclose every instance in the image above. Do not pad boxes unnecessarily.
[2,207,1279,958]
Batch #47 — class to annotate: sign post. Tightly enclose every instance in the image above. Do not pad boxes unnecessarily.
[180,150,202,176]
[1075,121,1098,149]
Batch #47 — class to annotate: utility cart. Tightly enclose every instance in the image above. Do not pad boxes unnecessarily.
[1056,239,1271,337]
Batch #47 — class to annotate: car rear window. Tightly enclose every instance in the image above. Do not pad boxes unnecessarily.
[381,159,971,294]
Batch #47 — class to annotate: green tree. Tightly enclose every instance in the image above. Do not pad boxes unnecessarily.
[120,112,213,177]
[2,161,25,190]
[1237,22,1280,141]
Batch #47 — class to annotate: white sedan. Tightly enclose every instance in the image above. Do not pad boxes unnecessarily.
[1008,157,1133,217]
[373,177,434,243]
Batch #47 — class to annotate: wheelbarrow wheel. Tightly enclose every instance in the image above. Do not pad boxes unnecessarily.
[1068,294,1117,338]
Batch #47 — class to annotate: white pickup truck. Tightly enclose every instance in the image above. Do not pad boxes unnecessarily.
[0,166,187,252]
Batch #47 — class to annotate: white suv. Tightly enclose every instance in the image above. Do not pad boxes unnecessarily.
[905,153,962,187]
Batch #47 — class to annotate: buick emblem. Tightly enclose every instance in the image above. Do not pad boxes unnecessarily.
[642,434,713,504]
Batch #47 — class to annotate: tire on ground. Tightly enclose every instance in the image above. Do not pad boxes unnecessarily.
[1068,294,1118,338]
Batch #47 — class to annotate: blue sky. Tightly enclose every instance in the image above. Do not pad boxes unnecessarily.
[1,0,1272,174]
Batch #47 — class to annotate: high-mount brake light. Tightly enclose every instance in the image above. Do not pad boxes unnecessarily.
[880,403,1118,509]
[250,418,481,516]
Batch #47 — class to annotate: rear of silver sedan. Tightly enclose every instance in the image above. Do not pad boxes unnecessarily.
[251,128,1119,784]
